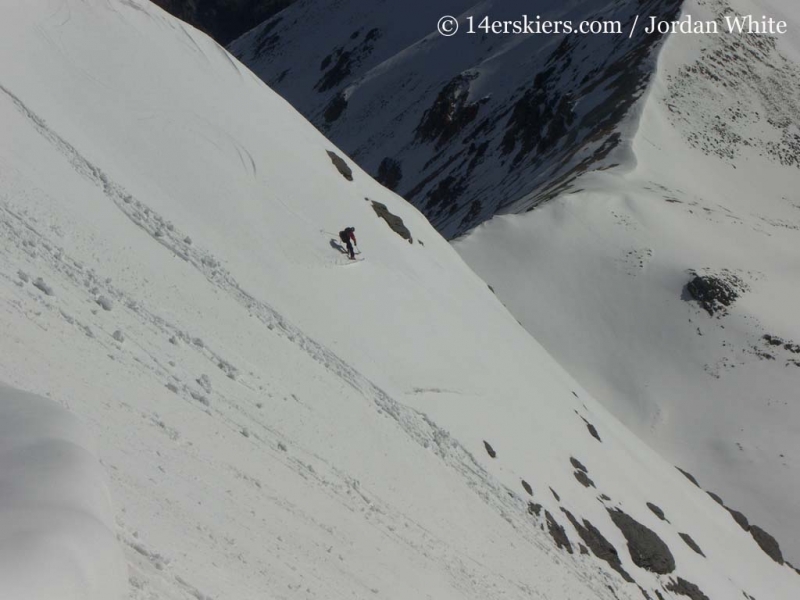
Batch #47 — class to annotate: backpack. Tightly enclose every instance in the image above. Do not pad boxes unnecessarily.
[339,229,350,243]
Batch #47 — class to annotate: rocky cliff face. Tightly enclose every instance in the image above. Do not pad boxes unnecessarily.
[151,0,293,44]
[230,0,683,238]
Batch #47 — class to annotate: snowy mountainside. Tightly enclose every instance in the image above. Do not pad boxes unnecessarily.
[457,0,800,571]
[229,0,683,238]
[1,1,798,599]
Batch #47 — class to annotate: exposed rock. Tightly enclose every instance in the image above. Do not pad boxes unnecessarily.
[315,28,382,92]
[550,487,560,501]
[665,577,710,600]
[584,420,602,442]
[326,150,353,181]
[376,157,403,191]
[370,200,412,242]
[685,271,746,316]
[415,74,486,146]
[570,457,588,473]
[152,1,292,46]
[323,92,348,123]
[561,508,633,582]
[527,502,542,517]
[706,491,724,505]
[545,510,573,554]
[521,479,533,496]
[676,467,700,487]
[579,544,589,555]
[483,440,496,458]
[726,506,750,531]
[646,503,666,521]
[679,533,706,557]
[607,508,675,574]
[749,524,784,564]
[574,470,596,489]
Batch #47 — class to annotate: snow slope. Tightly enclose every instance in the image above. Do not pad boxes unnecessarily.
[0,0,798,599]
[0,384,125,600]
[457,0,800,569]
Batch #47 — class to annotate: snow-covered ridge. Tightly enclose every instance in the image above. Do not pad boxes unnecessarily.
[0,384,125,600]
[230,0,683,237]
[1,0,799,598]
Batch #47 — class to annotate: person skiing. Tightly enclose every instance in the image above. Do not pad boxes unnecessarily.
[339,227,357,259]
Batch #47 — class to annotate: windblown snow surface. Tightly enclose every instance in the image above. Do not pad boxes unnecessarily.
[0,1,798,599]
[456,0,800,572]
[0,384,125,599]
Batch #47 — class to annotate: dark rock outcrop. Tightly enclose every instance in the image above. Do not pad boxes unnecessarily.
[665,577,710,600]
[415,74,486,146]
[483,440,496,458]
[545,510,573,554]
[676,467,700,487]
[326,150,353,181]
[376,157,403,190]
[153,0,294,45]
[646,503,667,521]
[685,272,744,316]
[574,470,596,489]
[370,200,412,242]
[527,502,542,517]
[561,509,633,582]
[521,479,533,496]
[608,508,675,574]
[570,457,588,472]
[749,525,784,564]
[679,533,706,557]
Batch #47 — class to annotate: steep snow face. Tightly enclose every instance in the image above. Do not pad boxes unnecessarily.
[2,1,799,599]
[229,0,682,237]
[457,0,800,569]
[0,384,126,600]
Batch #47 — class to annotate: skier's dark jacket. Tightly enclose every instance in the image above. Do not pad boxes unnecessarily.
[339,227,356,245]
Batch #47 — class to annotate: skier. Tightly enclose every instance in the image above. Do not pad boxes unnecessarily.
[339,227,357,259]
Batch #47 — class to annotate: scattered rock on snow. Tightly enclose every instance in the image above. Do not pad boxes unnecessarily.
[545,510,573,554]
[685,271,747,316]
[749,524,784,564]
[370,199,412,242]
[326,150,353,181]
[17,270,30,283]
[521,479,533,496]
[676,467,700,487]
[112,329,125,343]
[646,503,667,522]
[570,457,588,473]
[726,506,751,531]
[574,470,596,488]
[561,508,633,582]
[482,440,496,458]
[665,577,710,600]
[679,532,706,557]
[607,508,675,574]
[527,502,542,517]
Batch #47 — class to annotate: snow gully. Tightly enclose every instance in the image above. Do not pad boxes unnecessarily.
[644,14,788,35]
